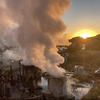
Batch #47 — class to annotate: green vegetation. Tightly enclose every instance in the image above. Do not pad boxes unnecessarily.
[63,34,100,71]
[68,34,100,52]
[59,34,100,83]
[73,74,93,83]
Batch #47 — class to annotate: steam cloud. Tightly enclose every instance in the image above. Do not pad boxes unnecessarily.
[0,0,71,77]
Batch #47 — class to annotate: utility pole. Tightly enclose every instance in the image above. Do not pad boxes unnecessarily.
[19,60,22,82]
[10,65,13,87]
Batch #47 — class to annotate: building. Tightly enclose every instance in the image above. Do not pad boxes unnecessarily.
[47,75,67,98]
[22,65,42,93]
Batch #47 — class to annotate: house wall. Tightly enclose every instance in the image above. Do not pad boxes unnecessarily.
[48,77,67,97]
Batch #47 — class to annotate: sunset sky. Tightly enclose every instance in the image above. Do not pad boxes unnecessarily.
[62,0,100,39]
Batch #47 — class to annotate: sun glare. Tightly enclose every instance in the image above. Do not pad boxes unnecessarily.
[80,32,91,39]
[74,29,97,39]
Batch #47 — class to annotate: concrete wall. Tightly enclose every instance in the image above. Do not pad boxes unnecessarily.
[48,77,67,97]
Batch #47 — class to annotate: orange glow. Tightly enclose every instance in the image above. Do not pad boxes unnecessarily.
[74,29,97,39]
[80,33,91,39]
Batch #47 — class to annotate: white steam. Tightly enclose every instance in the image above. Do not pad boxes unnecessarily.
[0,0,71,77]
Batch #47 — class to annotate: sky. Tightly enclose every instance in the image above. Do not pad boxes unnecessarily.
[62,0,100,39]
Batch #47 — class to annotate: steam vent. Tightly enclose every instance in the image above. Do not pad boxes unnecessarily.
[1,0,99,99]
